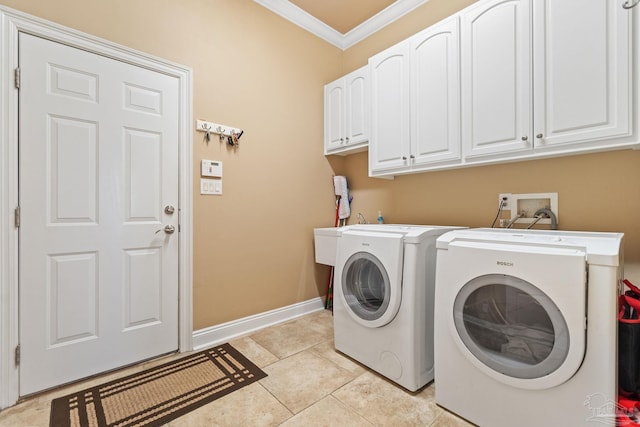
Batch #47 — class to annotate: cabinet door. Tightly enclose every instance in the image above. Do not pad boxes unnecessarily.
[369,40,411,174]
[324,78,345,153]
[461,0,532,159]
[345,67,370,146]
[532,0,631,150]
[411,16,461,167]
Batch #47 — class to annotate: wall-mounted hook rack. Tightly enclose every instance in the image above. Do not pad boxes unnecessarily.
[196,119,242,138]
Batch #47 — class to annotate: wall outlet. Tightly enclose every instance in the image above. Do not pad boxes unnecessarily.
[498,193,512,210]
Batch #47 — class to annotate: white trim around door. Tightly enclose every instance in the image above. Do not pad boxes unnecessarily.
[0,5,193,409]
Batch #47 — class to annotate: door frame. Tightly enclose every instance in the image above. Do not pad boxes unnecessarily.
[0,6,193,408]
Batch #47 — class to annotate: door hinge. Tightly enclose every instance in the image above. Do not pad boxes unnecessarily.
[14,206,20,228]
[15,345,20,367]
[14,67,20,89]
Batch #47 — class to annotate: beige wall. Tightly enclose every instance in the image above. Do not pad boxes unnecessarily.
[0,0,342,330]
[343,150,640,263]
[4,0,639,333]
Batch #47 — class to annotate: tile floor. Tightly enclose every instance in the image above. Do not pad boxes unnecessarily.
[0,309,474,427]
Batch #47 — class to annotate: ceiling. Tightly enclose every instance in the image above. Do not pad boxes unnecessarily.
[253,0,429,50]
[289,0,396,34]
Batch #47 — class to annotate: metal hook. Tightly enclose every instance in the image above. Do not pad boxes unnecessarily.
[623,0,639,9]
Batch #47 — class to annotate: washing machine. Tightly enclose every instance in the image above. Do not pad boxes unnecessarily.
[434,228,623,427]
[333,224,464,392]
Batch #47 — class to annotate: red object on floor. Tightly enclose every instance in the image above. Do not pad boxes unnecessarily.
[618,395,640,426]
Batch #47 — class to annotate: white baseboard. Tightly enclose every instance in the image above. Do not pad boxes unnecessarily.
[192,297,325,351]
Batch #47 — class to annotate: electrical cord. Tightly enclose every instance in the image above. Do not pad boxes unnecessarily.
[490,198,507,228]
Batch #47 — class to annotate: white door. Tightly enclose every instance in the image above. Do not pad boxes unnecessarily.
[18,33,179,395]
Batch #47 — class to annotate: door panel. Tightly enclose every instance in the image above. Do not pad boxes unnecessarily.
[124,248,162,328]
[49,116,98,223]
[19,33,179,395]
[49,252,98,345]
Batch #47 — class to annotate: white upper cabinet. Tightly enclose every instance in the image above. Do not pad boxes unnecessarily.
[369,16,461,176]
[532,0,631,151]
[461,0,532,159]
[324,66,370,155]
[461,0,632,162]
[324,79,345,153]
[345,0,635,177]
[410,16,462,168]
[369,39,411,173]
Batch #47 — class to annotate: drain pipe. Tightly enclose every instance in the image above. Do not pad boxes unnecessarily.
[533,208,558,230]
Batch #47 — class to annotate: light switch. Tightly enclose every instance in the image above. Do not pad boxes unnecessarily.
[200,178,222,195]
[213,180,223,195]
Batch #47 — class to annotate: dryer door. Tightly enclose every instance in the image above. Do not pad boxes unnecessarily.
[446,241,587,390]
[338,231,404,328]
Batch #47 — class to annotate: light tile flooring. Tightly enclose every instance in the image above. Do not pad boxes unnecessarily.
[0,309,474,427]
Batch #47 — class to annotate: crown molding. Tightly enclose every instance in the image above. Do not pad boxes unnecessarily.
[253,0,429,50]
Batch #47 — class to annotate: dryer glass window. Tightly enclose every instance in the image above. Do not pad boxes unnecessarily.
[342,252,391,321]
[453,274,569,379]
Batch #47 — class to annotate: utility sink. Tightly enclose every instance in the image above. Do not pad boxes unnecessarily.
[313,227,340,266]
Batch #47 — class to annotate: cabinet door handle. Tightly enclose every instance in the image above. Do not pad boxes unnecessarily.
[410,155,415,159]
[340,138,344,144]
[402,156,407,160]
[345,137,350,143]
[521,136,528,141]
[536,133,544,139]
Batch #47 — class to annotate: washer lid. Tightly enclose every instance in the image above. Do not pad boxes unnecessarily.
[341,224,465,243]
[436,228,622,266]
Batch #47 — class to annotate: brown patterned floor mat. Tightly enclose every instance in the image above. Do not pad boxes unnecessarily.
[49,343,267,427]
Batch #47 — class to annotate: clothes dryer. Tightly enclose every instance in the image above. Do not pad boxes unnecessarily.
[333,224,463,391]
[434,228,623,427]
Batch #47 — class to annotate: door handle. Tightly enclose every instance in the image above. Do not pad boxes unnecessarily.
[155,225,175,234]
